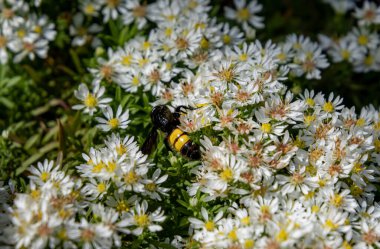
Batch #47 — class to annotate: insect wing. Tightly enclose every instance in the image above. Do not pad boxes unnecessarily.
[141,128,158,155]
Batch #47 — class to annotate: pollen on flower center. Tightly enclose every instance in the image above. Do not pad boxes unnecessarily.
[84,4,95,15]
[330,194,344,207]
[106,161,117,172]
[108,118,119,129]
[358,35,368,46]
[238,8,250,21]
[116,144,126,155]
[228,229,238,241]
[341,50,350,60]
[323,102,334,113]
[40,171,50,182]
[276,229,288,242]
[203,221,215,231]
[84,94,97,108]
[261,123,272,133]
[116,201,129,212]
[124,171,138,184]
[325,219,338,230]
[134,214,150,227]
[145,182,157,191]
[97,183,106,193]
[220,168,233,181]
[121,55,133,66]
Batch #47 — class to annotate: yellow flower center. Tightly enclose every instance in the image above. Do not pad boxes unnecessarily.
[239,53,248,61]
[145,182,157,191]
[323,102,334,113]
[132,76,140,86]
[330,194,343,207]
[341,49,350,60]
[93,162,105,173]
[238,8,250,21]
[200,37,209,49]
[276,229,288,242]
[261,123,272,133]
[364,55,374,66]
[40,171,50,182]
[244,239,255,249]
[84,4,95,15]
[205,221,215,231]
[223,34,231,44]
[106,161,117,172]
[311,205,320,213]
[164,27,173,37]
[17,29,26,38]
[241,216,250,225]
[108,118,119,129]
[277,52,286,61]
[352,162,363,173]
[116,144,126,155]
[34,25,42,34]
[304,115,315,126]
[356,118,365,126]
[228,229,238,241]
[116,201,129,212]
[358,35,368,46]
[124,171,138,184]
[97,183,106,193]
[31,189,41,199]
[325,219,338,230]
[84,94,97,108]
[220,168,233,181]
[142,41,151,50]
[134,214,149,227]
[306,98,315,107]
[121,55,133,66]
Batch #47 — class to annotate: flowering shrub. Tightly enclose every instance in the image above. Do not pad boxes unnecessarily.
[1,0,380,248]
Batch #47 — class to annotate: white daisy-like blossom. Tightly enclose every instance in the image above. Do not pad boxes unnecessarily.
[96,105,130,132]
[2,135,168,248]
[69,12,103,48]
[120,200,166,236]
[4,0,380,248]
[0,0,56,64]
[353,1,380,26]
[317,0,380,74]
[73,80,112,116]
[224,0,264,29]
[281,34,330,79]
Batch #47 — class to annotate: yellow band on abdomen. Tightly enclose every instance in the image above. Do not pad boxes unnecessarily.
[174,134,190,152]
[169,128,184,145]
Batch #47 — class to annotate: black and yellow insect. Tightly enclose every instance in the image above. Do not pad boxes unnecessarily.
[141,105,200,160]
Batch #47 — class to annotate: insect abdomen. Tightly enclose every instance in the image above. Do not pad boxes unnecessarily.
[168,128,200,159]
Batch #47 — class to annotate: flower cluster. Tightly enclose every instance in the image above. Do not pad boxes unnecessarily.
[0,0,56,64]
[320,1,380,73]
[2,0,380,248]
[1,133,167,248]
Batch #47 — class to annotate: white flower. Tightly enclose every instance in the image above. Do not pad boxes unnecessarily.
[73,81,112,116]
[120,200,166,235]
[96,105,130,131]
[353,1,380,26]
[70,12,102,48]
[224,0,264,29]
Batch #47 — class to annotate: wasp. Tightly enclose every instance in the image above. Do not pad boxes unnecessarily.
[141,105,201,160]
